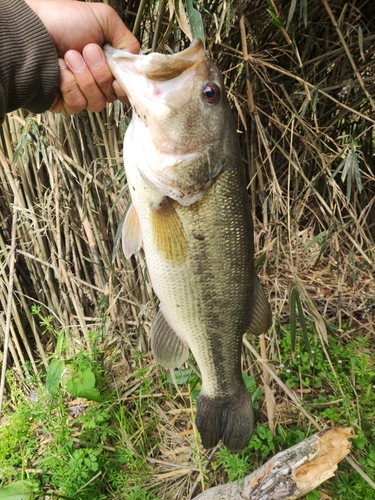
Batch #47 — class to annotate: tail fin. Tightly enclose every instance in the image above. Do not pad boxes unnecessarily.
[196,389,254,452]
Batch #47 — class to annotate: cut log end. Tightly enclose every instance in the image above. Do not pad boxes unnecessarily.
[295,427,355,496]
[194,427,355,500]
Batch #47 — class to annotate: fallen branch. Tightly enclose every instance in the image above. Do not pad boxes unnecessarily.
[194,427,354,499]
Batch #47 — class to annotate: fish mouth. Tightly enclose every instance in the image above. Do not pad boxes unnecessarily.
[103,39,207,113]
[104,38,206,83]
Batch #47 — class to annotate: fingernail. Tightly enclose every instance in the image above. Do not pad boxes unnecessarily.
[65,51,86,73]
[58,58,67,70]
[84,44,104,69]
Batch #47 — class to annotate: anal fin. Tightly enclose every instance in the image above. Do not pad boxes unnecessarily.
[150,309,189,369]
[248,277,272,335]
[122,203,142,259]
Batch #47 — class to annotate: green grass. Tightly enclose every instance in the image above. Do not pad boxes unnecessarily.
[0,311,161,500]
[0,380,162,499]
[1,313,375,499]
[197,321,375,498]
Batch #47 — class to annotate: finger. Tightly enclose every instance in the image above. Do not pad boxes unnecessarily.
[112,80,129,104]
[82,44,117,102]
[64,50,107,113]
[50,58,87,114]
[49,91,65,114]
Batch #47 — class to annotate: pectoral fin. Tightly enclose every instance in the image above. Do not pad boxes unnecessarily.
[150,197,187,263]
[248,277,272,335]
[122,203,142,259]
[150,309,189,369]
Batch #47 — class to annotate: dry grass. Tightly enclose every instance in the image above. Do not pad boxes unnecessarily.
[1,0,375,498]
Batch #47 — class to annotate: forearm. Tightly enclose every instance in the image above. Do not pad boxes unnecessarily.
[0,0,59,123]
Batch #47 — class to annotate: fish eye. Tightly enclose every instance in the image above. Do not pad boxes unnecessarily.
[203,83,221,104]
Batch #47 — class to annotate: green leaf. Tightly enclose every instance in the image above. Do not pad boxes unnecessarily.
[46,358,65,395]
[312,226,335,269]
[286,0,297,30]
[295,293,313,363]
[0,481,35,499]
[290,287,297,352]
[299,0,308,27]
[185,0,205,46]
[258,426,268,439]
[306,490,320,500]
[313,376,322,388]
[167,367,195,385]
[242,372,256,392]
[328,156,345,182]
[266,9,282,28]
[67,368,102,402]
[352,150,363,194]
[55,329,65,356]
[342,149,354,201]
[13,119,32,164]
[302,230,327,252]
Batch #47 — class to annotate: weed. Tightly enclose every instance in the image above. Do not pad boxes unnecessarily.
[247,425,275,459]
[276,324,375,497]
[0,310,160,499]
[306,490,320,500]
[211,324,375,498]
[0,393,37,484]
[213,447,250,483]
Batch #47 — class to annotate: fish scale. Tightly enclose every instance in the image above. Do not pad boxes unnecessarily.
[104,39,272,451]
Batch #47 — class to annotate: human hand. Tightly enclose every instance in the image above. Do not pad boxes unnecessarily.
[25,0,140,114]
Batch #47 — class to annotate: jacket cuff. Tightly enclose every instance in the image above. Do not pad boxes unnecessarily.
[0,0,60,122]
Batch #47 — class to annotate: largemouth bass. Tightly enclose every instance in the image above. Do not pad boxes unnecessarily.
[104,39,272,452]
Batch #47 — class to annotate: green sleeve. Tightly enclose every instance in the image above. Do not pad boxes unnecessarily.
[0,0,60,123]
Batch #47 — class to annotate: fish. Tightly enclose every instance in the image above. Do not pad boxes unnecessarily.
[104,39,272,452]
